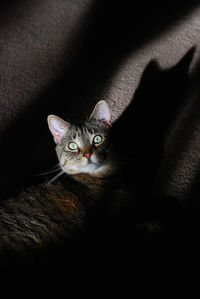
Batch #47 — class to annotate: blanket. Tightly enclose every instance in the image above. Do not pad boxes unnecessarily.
[0,0,200,276]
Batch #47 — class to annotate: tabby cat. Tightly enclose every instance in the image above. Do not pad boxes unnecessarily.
[0,100,127,268]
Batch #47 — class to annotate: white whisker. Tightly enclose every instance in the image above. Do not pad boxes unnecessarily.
[36,167,61,176]
[47,170,65,185]
[50,163,61,169]
[35,162,61,176]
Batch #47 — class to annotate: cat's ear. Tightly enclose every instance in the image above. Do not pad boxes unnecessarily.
[47,115,69,144]
[89,100,111,125]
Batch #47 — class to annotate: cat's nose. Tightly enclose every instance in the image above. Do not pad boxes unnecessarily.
[84,152,91,159]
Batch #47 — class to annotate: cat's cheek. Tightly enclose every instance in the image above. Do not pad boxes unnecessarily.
[60,156,67,168]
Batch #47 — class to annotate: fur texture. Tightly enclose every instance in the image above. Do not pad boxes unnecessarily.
[0,101,121,260]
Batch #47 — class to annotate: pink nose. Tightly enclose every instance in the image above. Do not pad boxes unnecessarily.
[84,152,91,159]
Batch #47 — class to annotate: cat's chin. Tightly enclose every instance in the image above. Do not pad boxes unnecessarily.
[65,164,101,175]
[64,162,114,178]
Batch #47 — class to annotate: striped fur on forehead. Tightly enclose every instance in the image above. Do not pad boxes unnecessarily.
[83,120,110,139]
[62,120,109,142]
[67,125,93,142]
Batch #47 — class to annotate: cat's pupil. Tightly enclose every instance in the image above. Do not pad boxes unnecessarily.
[68,142,78,150]
[93,135,102,144]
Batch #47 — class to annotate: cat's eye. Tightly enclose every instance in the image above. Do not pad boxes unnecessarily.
[68,142,78,151]
[93,135,103,145]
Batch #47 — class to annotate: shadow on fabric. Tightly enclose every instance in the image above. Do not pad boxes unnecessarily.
[0,0,197,199]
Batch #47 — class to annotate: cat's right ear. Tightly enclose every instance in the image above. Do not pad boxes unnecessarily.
[89,100,111,125]
[47,115,69,144]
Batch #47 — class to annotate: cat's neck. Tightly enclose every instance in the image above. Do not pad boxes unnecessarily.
[71,173,106,192]
[70,157,115,184]
[71,172,117,195]
[72,161,117,187]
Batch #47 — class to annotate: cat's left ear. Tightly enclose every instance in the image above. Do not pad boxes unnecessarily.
[47,115,69,144]
[89,100,111,125]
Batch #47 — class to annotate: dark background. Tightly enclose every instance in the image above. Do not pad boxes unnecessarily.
[0,0,199,198]
[1,0,200,282]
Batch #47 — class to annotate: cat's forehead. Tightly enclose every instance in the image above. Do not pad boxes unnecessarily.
[70,123,93,137]
[69,121,107,139]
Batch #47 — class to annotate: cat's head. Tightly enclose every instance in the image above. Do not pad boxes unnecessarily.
[47,101,115,177]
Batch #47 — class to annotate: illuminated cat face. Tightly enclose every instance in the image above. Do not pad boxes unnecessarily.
[48,101,114,177]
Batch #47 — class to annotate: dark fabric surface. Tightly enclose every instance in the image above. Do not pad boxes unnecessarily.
[0,0,199,196]
[1,0,200,278]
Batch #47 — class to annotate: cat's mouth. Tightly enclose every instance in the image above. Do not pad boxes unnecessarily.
[81,161,101,172]
[65,161,102,175]
[86,158,93,164]
[86,159,100,167]
[60,155,107,175]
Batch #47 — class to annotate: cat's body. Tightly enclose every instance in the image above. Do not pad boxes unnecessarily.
[0,101,132,267]
[0,174,126,253]
[0,181,85,254]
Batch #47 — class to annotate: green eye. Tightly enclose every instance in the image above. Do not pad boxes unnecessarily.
[93,135,102,144]
[68,142,78,150]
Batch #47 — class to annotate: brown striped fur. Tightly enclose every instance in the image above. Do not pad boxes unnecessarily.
[0,182,86,254]
[0,101,120,260]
